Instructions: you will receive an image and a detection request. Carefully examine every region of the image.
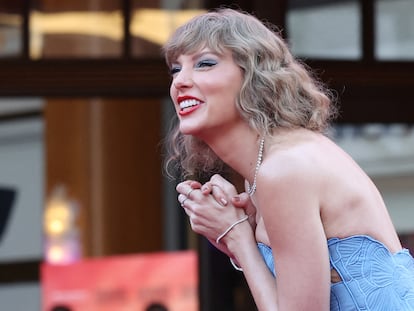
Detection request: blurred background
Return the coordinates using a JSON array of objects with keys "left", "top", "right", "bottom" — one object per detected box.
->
[{"left": 0, "top": 0, "right": 413, "bottom": 310}]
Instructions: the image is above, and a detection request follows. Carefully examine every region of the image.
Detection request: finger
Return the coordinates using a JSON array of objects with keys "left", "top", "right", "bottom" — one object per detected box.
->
[
  {"left": 232, "top": 192, "right": 250, "bottom": 208},
  {"left": 210, "top": 174, "right": 227, "bottom": 184},
  {"left": 232, "top": 193, "right": 256, "bottom": 222},
  {"left": 176, "top": 182, "right": 197, "bottom": 196},
  {"left": 176, "top": 180, "right": 194, "bottom": 188},
  {"left": 200, "top": 181, "right": 213, "bottom": 194},
  {"left": 178, "top": 195, "right": 192, "bottom": 216},
  {"left": 209, "top": 184, "right": 228, "bottom": 206},
  {"left": 178, "top": 194, "right": 187, "bottom": 206},
  {"left": 176, "top": 180, "right": 199, "bottom": 193},
  {"left": 186, "top": 188, "right": 197, "bottom": 198},
  {"left": 210, "top": 174, "right": 237, "bottom": 195},
  {"left": 175, "top": 180, "right": 201, "bottom": 199},
  {"left": 182, "top": 207, "right": 191, "bottom": 217},
  {"left": 190, "top": 180, "right": 202, "bottom": 189}
]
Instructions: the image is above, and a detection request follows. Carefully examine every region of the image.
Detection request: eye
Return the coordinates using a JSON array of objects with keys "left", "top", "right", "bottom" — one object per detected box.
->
[
  {"left": 195, "top": 59, "right": 217, "bottom": 69},
  {"left": 170, "top": 65, "right": 181, "bottom": 76}
]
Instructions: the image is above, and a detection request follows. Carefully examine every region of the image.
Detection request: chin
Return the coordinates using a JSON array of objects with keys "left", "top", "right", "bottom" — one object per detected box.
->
[{"left": 179, "top": 124, "right": 203, "bottom": 137}]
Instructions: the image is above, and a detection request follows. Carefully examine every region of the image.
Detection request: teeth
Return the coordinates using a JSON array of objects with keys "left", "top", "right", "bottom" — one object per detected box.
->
[{"left": 180, "top": 99, "right": 201, "bottom": 109}]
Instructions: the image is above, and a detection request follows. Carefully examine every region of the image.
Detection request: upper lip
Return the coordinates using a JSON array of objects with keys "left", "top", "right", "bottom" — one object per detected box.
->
[
  {"left": 177, "top": 95, "right": 203, "bottom": 104},
  {"left": 177, "top": 95, "right": 204, "bottom": 110}
]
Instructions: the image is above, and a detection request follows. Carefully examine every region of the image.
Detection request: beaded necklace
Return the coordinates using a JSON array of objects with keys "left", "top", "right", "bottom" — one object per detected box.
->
[{"left": 247, "top": 137, "right": 265, "bottom": 196}]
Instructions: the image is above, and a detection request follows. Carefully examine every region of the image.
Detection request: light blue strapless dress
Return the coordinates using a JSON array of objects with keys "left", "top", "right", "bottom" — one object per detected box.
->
[{"left": 257, "top": 235, "right": 414, "bottom": 310}]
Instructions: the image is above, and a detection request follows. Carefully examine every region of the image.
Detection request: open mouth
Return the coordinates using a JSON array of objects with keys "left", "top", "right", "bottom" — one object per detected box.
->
[{"left": 179, "top": 99, "right": 202, "bottom": 112}]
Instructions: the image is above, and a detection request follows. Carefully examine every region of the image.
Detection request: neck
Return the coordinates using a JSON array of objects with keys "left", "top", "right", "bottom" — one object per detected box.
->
[{"left": 201, "top": 127, "right": 263, "bottom": 183}]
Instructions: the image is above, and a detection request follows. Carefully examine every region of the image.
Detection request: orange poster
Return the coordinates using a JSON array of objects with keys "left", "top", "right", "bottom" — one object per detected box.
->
[{"left": 41, "top": 250, "right": 198, "bottom": 311}]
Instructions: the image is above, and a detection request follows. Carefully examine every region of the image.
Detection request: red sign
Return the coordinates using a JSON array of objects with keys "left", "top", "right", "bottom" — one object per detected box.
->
[{"left": 41, "top": 250, "right": 198, "bottom": 311}]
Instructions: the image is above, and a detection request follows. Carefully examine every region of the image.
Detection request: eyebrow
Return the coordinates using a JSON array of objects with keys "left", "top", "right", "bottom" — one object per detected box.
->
[
  {"left": 171, "top": 49, "right": 221, "bottom": 65},
  {"left": 192, "top": 49, "right": 225, "bottom": 62}
]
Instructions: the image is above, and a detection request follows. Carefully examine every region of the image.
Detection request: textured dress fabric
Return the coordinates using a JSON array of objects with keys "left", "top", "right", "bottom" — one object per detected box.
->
[{"left": 257, "top": 235, "right": 414, "bottom": 310}]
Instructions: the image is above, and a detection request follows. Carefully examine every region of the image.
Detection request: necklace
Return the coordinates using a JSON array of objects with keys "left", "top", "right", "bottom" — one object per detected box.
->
[{"left": 247, "top": 137, "right": 265, "bottom": 196}]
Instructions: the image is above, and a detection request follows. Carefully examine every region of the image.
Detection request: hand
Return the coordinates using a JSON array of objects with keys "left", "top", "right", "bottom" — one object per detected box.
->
[
  {"left": 176, "top": 177, "right": 254, "bottom": 258},
  {"left": 201, "top": 174, "right": 257, "bottom": 230}
]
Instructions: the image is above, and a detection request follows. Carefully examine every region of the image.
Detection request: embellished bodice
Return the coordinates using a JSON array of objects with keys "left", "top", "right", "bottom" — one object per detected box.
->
[{"left": 258, "top": 235, "right": 414, "bottom": 310}]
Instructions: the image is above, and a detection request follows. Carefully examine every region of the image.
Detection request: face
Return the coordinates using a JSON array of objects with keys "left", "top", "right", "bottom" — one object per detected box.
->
[{"left": 169, "top": 47, "right": 244, "bottom": 140}]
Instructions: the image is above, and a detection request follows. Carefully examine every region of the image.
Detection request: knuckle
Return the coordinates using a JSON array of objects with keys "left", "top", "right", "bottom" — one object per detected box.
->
[
  {"left": 176, "top": 182, "right": 185, "bottom": 192},
  {"left": 211, "top": 174, "right": 222, "bottom": 182}
]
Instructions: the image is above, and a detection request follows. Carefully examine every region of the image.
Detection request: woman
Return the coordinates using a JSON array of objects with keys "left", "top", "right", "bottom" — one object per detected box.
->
[{"left": 163, "top": 8, "right": 414, "bottom": 310}]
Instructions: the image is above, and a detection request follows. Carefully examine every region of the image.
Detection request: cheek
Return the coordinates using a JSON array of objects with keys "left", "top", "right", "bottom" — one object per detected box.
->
[
  {"left": 169, "top": 87, "right": 181, "bottom": 114},
  {"left": 170, "top": 86, "right": 178, "bottom": 104},
  {"left": 169, "top": 84, "right": 176, "bottom": 99}
]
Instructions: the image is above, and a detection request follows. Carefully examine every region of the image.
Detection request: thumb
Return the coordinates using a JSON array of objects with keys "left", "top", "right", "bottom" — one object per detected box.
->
[{"left": 231, "top": 192, "right": 250, "bottom": 209}]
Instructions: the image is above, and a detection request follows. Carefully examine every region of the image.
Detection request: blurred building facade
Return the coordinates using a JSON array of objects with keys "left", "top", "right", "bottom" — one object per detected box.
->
[{"left": 0, "top": 0, "right": 413, "bottom": 310}]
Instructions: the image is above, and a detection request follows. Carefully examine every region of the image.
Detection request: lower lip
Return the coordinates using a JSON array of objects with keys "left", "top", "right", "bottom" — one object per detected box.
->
[{"left": 179, "top": 104, "right": 201, "bottom": 116}]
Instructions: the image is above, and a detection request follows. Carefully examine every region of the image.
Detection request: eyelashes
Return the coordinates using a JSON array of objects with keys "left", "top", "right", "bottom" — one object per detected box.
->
[
  {"left": 170, "top": 59, "right": 218, "bottom": 76},
  {"left": 170, "top": 66, "right": 181, "bottom": 75},
  {"left": 195, "top": 59, "right": 217, "bottom": 68}
]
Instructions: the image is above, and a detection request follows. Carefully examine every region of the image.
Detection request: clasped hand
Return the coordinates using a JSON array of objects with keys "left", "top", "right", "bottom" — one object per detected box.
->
[{"left": 176, "top": 174, "right": 256, "bottom": 257}]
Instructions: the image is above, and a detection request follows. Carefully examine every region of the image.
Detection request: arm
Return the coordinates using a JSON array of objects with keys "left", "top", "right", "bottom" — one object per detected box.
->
[
  {"left": 191, "top": 173, "right": 329, "bottom": 310},
  {"left": 177, "top": 168, "right": 331, "bottom": 310},
  {"left": 246, "top": 158, "right": 331, "bottom": 310},
  {"left": 176, "top": 176, "right": 279, "bottom": 310}
]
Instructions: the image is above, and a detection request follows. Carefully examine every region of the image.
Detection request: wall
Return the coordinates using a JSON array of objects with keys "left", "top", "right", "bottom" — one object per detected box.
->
[{"left": 0, "top": 99, "right": 44, "bottom": 311}]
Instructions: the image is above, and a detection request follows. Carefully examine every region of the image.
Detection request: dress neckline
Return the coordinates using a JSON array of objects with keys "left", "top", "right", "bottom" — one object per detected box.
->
[{"left": 327, "top": 234, "right": 407, "bottom": 256}]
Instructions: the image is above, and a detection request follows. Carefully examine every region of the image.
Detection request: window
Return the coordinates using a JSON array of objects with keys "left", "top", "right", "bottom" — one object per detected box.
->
[
  {"left": 375, "top": 0, "right": 414, "bottom": 60},
  {"left": 287, "top": 1, "right": 362, "bottom": 59}
]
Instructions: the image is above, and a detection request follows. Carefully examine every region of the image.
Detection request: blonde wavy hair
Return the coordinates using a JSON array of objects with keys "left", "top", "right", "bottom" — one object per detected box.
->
[{"left": 163, "top": 8, "right": 337, "bottom": 179}]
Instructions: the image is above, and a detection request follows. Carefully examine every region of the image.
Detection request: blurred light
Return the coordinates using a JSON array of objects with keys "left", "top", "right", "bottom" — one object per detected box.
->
[
  {"left": 44, "top": 199, "right": 72, "bottom": 236},
  {"left": 27, "top": 9, "right": 205, "bottom": 59},
  {"left": 44, "top": 185, "right": 81, "bottom": 264},
  {"left": 47, "top": 244, "right": 65, "bottom": 263}
]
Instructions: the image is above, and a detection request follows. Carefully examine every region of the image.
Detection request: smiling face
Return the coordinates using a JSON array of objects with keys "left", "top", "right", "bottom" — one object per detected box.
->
[{"left": 169, "top": 48, "right": 244, "bottom": 140}]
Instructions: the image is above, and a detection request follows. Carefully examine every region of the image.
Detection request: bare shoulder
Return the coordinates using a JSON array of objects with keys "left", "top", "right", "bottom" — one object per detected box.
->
[
  {"left": 258, "top": 138, "right": 322, "bottom": 189},
  {"left": 253, "top": 132, "right": 326, "bottom": 235},
  {"left": 257, "top": 130, "right": 346, "bottom": 194},
  {"left": 255, "top": 146, "right": 322, "bottom": 221}
]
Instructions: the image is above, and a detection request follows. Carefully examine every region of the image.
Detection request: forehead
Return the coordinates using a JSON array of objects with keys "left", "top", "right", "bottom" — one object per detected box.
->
[
  {"left": 174, "top": 47, "right": 231, "bottom": 62},
  {"left": 167, "top": 41, "right": 226, "bottom": 64},
  {"left": 164, "top": 19, "right": 229, "bottom": 65}
]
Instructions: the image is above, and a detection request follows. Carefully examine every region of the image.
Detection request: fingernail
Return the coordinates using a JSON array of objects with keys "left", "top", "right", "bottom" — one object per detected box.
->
[
  {"left": 233, "top": 195, "right": 240, "bottom": 202},
  {"left": 220, "top": 197, "right": 228, "bottom": 205}
]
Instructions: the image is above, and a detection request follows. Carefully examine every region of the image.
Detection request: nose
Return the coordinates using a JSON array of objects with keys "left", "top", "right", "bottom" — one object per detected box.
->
[{"left": 173, "top": 69, "right": 193, "bottom": 89}]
